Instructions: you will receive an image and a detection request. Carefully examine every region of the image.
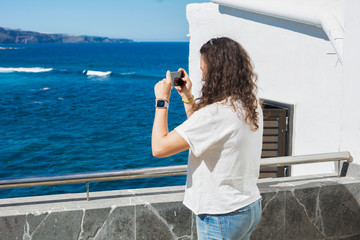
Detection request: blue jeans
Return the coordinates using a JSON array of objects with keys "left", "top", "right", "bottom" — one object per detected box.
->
[{"left": 196, "top": 198, "right": 262, "bottom": 240}]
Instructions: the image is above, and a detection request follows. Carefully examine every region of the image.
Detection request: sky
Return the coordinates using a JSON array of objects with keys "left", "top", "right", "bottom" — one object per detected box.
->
[{"left": 0, "top": 0, "right": 210, "bottom": 42}]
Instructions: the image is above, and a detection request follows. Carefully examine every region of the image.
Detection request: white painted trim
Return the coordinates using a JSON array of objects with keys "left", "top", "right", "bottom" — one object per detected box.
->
[{"left": 211, "top": 0, "right": 344, "bottom": 63}]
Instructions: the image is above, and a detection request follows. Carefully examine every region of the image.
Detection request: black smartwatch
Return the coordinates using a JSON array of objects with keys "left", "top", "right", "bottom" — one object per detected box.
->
[{"left": 155, "top": 99, "right": 169, "bottom": 109}]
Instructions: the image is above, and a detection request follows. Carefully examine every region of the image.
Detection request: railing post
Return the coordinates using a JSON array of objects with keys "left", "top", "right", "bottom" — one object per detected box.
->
[{"left": 86, "top": 182, "right": 90, "bottom": 201}]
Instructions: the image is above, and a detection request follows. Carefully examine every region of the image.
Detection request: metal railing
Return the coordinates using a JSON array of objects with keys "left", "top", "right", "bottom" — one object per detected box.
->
[{"left": 0, "top": 151, "right": 352, "bottom": 200}]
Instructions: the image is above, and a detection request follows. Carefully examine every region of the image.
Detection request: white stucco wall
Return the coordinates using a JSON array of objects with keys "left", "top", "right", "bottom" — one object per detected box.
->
[
  {"left": 342, "top": 0, "right": 360, "bottom": 165},
  {"left": 186, "top": 2, "right": 344, "bottom": 176}
]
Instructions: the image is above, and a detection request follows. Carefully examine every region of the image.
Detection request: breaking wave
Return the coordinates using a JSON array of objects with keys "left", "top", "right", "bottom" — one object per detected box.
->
[
  {"left": 0, "top": 67, "right": 53, "bottom": 73},
  {"left": 83, "top": 70, "right": 112, "bottom": 77},
  {"left": 0, "top": 66, "right": 160, "bottom": 80},
  {"left": 0, "top": 47, "right": 22, "bottom": 50}
]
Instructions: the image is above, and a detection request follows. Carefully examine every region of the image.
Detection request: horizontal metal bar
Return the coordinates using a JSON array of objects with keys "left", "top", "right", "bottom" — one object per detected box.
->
[
  {"left": 261, "top": 151, "right": 351, "bottom": 168},
  {"left": 0, "top": 152, "right": 351, "bottom": 190},
  {"left": 0, "top": 165, "right": 187, "bottom": 189}
]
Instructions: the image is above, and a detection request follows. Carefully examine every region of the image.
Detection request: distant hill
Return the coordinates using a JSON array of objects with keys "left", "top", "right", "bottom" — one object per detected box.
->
[{"left": 0, "top": 27, "right": 133, "bottom": 44}]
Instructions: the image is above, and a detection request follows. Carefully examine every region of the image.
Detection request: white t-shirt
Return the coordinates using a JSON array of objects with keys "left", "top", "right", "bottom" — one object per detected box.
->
[{"left": 175, "top": 100, "right": 263, "bottom": 215}]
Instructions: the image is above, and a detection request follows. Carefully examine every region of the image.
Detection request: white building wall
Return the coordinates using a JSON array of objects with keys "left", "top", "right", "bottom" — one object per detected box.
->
[
  {"left": 342, "top": 0, "right": 360, "bottom": 166},
  {"left": 186, "top": 2, "right": 344, "bottom": 176}
]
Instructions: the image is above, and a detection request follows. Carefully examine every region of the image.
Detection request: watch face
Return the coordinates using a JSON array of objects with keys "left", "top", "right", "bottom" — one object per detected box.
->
[{"left": 157, "top": 100, "right": 166, "bottom": 108}]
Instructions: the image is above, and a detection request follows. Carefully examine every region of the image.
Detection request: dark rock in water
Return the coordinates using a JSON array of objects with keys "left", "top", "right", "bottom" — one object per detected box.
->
[{"left": 0, "top": 26, "right": 133, "bottom": 44}]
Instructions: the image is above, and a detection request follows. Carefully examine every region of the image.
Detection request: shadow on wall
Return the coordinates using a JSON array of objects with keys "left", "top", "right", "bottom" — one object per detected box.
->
[{"left": 218, "top": 5, "right": 329, "bottom": 40}]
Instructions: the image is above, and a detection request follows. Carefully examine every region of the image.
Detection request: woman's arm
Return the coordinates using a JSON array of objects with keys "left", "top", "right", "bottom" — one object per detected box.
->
[{"left": 152, "top": 71, "right": 190, "bottom": 158}]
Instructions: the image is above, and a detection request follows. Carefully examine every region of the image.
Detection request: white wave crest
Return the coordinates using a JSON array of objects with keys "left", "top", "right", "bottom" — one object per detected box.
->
[
  {"left": 0, "top": 67, "right": 53, "bottom": 73},
  {"left": 119, "top": 72, "right": 136, "bottom": 75},
  {"left": 0, "top": 47, "right": 21, "bottom": 50},
  {"left": 83, "top": 70, "right": 111, "bottom": 77}
]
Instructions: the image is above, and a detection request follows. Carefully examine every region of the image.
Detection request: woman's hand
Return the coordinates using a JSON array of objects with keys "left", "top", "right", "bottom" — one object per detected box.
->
[
  {"left": 154, "top": 70, "right": 172, "bottom": 101},
  {"left": 175, "top": 68, "right": 192, "bottom": 99},
  {"left": 152, "top": 70, "right": 190, "bottom": 158}
]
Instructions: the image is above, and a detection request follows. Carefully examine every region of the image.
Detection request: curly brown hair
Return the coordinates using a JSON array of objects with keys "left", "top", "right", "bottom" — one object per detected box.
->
[{"left": 195, "top": 37, "right": 260, "bottom": 131}]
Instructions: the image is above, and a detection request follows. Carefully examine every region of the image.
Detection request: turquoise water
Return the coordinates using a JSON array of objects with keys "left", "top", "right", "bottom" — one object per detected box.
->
[{"left": 0, "top": 43, "right": 189, "bottom": 198}]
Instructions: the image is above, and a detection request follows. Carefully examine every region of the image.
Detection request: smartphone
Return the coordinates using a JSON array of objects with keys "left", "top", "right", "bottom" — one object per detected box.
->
[{"left": 170, "top": 71, "right": 185, "bottom": 86}]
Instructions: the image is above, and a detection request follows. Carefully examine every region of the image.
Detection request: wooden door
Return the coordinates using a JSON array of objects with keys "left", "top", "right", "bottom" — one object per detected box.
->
[{"left": 260, "top": 108, "right": 287, "bottom": 178}]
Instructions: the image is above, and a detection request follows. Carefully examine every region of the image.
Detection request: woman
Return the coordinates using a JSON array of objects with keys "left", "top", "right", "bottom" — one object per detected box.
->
[{"left": 152, "top": 37, "right": 263, "bottom": 240}]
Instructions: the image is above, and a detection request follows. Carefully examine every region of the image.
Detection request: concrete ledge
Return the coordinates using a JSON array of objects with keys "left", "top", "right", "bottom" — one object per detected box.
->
[{"left": 1, "top": 175, "right": 360, "bottom": 239}]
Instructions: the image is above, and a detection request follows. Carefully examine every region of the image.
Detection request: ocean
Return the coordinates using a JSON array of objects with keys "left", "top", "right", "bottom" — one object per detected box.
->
[{"left": 0, "top": 42, "right": 189, "bottom": 198}]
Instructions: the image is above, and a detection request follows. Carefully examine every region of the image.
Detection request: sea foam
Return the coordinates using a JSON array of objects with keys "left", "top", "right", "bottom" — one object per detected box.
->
[
  {"left": 119, "top": 72, "right": 136, "bottom": 75},
  {"left": 83, "top": 70, "right": 111, "bottom": 77},
  {"left": 0, "top": 47, "right": 21, "bottom": 50},
  {"left": 0, "top": 67, "right": 53, "bottom": 73}
]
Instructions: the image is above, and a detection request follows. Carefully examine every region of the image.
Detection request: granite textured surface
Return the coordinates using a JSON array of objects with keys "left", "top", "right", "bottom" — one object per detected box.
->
[
  {"left": 0, "top": 175, "right": 359, "bottom": 240},
  {"left": 253, "top": 175, "right": 360, "bottom": 240}
]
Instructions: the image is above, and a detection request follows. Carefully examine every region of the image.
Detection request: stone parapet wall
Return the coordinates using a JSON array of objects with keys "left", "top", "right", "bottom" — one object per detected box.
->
[
  {"left": 0, "top": 175, "right": 359, "bottom": 239},
  {"left": 254, "top": 174, "right": 360, "bottom": 240},
  {"left": 0, "top": 186, "right": 195, "bottom": 240}
]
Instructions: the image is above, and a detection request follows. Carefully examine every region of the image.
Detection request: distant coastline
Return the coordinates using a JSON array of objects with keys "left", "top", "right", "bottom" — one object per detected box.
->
[{"left": 0, "top": 27, "right": 133, "bottom": 44}]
